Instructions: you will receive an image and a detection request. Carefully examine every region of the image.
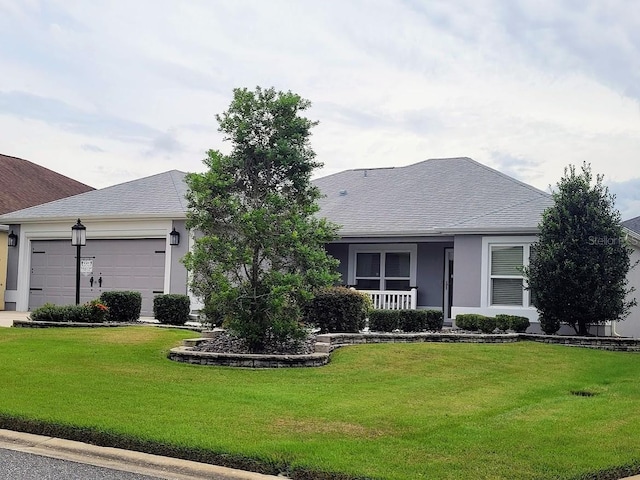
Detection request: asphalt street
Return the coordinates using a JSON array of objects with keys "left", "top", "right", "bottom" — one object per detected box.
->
[{"left": 0, "top": 447, "right": 162, "bottom": 480}]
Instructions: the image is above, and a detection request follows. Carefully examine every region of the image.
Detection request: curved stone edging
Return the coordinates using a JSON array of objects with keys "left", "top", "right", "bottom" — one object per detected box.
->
[{"left": 168, "top": 346, "right": 330, "bottom": 368}]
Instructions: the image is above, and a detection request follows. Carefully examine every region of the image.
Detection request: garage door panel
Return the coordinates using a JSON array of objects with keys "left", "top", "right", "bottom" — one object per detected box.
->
[{"left": 29, "top": 239, "right": 166, "bottom": 316}]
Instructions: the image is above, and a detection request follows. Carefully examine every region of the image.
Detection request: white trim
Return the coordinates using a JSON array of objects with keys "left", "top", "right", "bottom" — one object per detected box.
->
[
  {"left": 163, "top": 229, "right": 173, "bottom": 294},
  {"left": 480, "top": 235, "right": 538, "bottom": 315},
  {"left": 187, "top": 230, "right": 204, "bottom": 312},
  {"left": 347, "top": 243, "right": 418, "bottom": 288}
]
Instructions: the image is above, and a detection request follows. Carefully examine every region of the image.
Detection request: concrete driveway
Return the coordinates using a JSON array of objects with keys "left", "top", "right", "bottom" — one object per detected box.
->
[{"left": 0, "top": 311, "right": 30, "bottom": 327}]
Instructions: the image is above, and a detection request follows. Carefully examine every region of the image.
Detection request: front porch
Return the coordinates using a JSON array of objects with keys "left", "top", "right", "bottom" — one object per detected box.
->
[{"left": 356, "top": 288, "right": 418, "bottom": 310}]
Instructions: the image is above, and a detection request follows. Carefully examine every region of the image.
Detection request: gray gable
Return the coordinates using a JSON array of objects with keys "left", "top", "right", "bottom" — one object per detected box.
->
[
  {"left": 313, "top": 157, "right": 553, "bottom": 236},
  {"left": 0, "top": 170, "right": 188, "bottom": 222},
  {"left": 623, "top": 215, "right": 640, "bottom": 235}
]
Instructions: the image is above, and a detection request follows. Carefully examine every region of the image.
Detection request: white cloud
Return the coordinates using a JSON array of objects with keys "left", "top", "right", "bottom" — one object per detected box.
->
[{"left": 0, "top": 0, "right": 639, "bottom": 217}]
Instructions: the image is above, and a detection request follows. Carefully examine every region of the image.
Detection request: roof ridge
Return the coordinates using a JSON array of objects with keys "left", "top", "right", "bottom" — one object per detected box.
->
[
  {"left": 466, "top": 158, "right": 551, "bottom": 198},
  {"left": 0, "top": 153, "right": 94, "bottom": 190},
  {"left": 443, "top": 196, "right": 550, "bottom": 228}
]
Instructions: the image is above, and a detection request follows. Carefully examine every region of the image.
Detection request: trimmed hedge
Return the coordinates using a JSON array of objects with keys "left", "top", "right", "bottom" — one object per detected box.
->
[
  {"left": 369, "top": 310, "right": 399, "bottom": 332},
  {"left": 154, "top": 294, "right": 191, "bottom": 325},
  {"left": 305, "top": 287, "right": 369, "bottom": 333},
  {"left": 455, "top": 314, "right": 497, "bottom": 333},
  {"left": 100, "top": 291, "right": 142, "bottom": 322},
  {"left": 495, "top": 314, "right": 530, "bottom": 333},
  {"left": 369, "top": 309, "right": 444, "bottom": 332}
]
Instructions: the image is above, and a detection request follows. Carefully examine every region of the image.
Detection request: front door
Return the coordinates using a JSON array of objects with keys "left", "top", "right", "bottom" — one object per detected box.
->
[{"left": 443, "top": 248, "right": 454, "bottom": 319}]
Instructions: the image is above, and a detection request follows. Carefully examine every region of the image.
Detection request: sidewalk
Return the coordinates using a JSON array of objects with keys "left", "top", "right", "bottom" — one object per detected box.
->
[
  {"left": 0, "top": 310, "right": 29, "bottom": 327},
  {"left": 0, "top": 429, "right": 285, "bottom": 480}
]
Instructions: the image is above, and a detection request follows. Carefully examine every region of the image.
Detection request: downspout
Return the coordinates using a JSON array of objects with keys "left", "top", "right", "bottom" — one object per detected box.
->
[{"left": 611, "top": 320, "right": 622, "bottom": 337}]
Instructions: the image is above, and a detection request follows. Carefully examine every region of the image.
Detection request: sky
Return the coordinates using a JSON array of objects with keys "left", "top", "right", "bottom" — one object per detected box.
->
[{"left": 1, "top": 0, "right": 639, "bottom": 219}]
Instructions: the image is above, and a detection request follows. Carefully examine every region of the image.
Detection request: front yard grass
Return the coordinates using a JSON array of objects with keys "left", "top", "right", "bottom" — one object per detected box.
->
[{"left": 0, "top": 327, "right": 639, "bottom": 479}]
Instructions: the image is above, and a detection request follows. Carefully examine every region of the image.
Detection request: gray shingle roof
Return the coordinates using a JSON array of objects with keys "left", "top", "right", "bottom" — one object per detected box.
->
[
  {"left": 313, "top": 157, "right": 553, "bottom": 236},
  {"left": 0, "top": 170, "right": 188, "bottom": 223},
  {"left": 623, "top": 216, "right": 640, "bottom": 235}
]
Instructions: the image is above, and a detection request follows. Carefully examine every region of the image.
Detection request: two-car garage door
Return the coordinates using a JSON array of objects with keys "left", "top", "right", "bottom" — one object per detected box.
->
[{"left": 29, "top": 239, "right": 166, "bottom": 316}]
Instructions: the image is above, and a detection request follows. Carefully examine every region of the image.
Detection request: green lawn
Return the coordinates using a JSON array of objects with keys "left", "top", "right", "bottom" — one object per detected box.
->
[{"left": 0, "top": 327, "right": 639, "bottom": 479}]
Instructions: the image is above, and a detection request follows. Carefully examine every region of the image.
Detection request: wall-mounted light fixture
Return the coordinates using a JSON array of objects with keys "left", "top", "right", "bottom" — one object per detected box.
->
[
  {"left": 71, "top": 219, "right": 86, "bottom": 305},
  {"left": 169, "top": 227, "right": 180, "bottom": 246},
  {"left": 7, "top": 230, "right": 17, "bottom": 247}
]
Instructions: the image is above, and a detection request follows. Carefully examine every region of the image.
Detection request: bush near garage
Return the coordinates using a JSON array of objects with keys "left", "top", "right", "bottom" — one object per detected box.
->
[
  {"left": 30, "top": 301, "right": 108, "bottom": 323},
  {"left": 154, "top": 294, "right": 191, "bottom": 325},
  {"left": 304, "top": 287, "right": 370, "bottom": 333},
  {"left": 100, "top": 291, "right": 142, "bottom": 322}
]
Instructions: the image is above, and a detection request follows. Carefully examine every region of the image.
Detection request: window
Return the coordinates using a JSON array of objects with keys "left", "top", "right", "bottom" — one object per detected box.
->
[
  {"left": 350, "top": 245, "right": 416, "bottom": 291},
  {"left": 489, "top": 243, "right": 534, "bottom": 307}
]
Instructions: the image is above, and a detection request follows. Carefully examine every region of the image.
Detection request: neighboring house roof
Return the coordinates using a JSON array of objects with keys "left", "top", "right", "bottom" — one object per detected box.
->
[
  {"left": 623, "top": 216, "right": 640, "bottom": 235},
  {"left": 313, "top": 157, "right": 553, "bottom": 237},
  {"left": 0, "top": 153, "right": 94, "bottom": 215},
  {"left": 623, "top": 215, "right": 640, "bottom": 244},
  {"left": 0, "top": 170, "right": 188, "bottom": 223}
]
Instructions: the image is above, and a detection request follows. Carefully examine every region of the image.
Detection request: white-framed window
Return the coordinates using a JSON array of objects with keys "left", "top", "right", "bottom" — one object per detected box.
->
[
  {"left": 349, "top": 244, "right": 417, "bottom": 290},
  {"left": 481, "top": 237, "right": 536, "bottom": 309}
]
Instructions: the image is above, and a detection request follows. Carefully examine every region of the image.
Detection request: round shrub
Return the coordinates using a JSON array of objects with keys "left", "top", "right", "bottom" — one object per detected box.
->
[
  {"left": 495, "top": 314, "right": 511, "bottom": 332},
  {"left": 100, "top": 291, "right": 142, "bottom": 322},
  {"left": 154, "top": 294, "right": 191, "bottom": 325},
  {"left": 509, "top": 315, "right": 530, "bottom": 333},
  {"left": 476, "top": 315, "right": 497, "bottom": 333}
]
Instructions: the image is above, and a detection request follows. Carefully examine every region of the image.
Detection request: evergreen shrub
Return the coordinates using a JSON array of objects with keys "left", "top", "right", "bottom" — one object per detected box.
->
[
  {"left": 305, "top": 287, "right": 369, "bottom": 333},
  {"left": 154, "top": 294, "right": 191, "bottom": 325},
  {"left": 100, "top": 291, "right": 142, "bottom": 322}
]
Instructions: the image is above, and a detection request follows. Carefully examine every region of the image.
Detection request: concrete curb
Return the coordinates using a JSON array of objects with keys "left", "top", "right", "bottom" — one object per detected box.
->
[{"left": 0, "top": 429, "right": 287, "bottom": 480}]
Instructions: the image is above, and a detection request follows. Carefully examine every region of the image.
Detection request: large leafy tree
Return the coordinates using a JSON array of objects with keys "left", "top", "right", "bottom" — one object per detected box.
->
[
  {"left": 525, "top": 163, "right": 636, "bottom": 335},
  {"left": 184, "top": 87, "right": 340, "bottom": 352}
]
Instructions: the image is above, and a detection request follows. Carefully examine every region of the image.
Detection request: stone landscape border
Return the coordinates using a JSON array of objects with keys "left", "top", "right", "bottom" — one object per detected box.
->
[{"left": 168, "top": 330, "right": 640, "bottom": 368}]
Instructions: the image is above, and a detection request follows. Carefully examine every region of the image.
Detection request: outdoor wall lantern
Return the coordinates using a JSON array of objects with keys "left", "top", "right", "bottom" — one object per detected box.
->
[
  {"left": 169, "top": 227, "right": 180, "bottom": 246},
  {"left": 7, "top": 230, "right": 17, "bottom": 247},
  {"left": 71, "top": 219, "right": 86, "bottom": 305}
]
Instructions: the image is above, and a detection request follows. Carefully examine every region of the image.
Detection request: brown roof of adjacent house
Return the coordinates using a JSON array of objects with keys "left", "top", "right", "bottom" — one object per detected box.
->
[{"left": 0, "top": 153, "right": 94, "bottom": 215}]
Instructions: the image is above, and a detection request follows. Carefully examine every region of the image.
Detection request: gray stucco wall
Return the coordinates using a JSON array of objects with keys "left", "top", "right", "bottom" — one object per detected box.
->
[
  {"left": 416, "top": 242, "right": 453, "bottom": 307},
  {"left": 6, "top": 224, "right": 19, "bottom": 290},
  {"left": 169, "top": 220, "right": 189, "bottom": 294},
  {"left": 452, "top": 235, "right": 482, "bottom": 308},
  {"left": 325, "top": 243, "right": 349, "bottom": 284}
]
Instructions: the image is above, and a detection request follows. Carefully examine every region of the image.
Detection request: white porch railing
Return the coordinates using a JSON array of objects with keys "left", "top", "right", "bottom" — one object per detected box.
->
[{"left": 356, "top": 288, "right": 418, "bottom": 310}]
